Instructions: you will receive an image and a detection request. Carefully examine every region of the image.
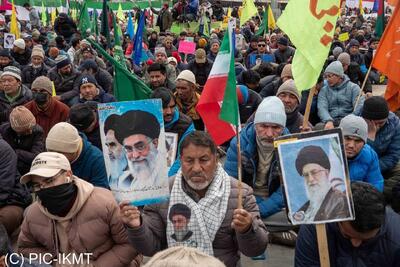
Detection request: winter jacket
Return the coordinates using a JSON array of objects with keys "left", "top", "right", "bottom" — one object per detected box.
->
[
  {"left": 152, "top": 7, "right": 173, "bottom": 32},
  {"left": 18, "top": 177, "right": 141, "bottom": 267},
  {"left": 126, "top": 176, "right": 269, "bottom": 267},
  {"left": 72, "top": 133, "right": 109, "bottom": 189},
  {"left": 24, "top": 97, "right": 70, "bottom": 137},
  {"left": 94, "top": 68, "right": 114, "bottom": 94},
  {"left": 0, "top": 139, "right": 32, "bottom": 209},
  {"left": 367, "top": 112, "right": 400, "bottom": 173},
  {"left": 0, "top": 85, "right": 32, "bottom": 124},
  {"left": 0, "top": 60, "right": 21, "bottom": 71},
  {"left": 295, "top": 208, "right": 400, "bottom": 267},
  {"left": 273, "top": 46, "right": 295, "bottom": 64},
  {"left": 348, "top": 144, "right": 384, "bottom": 192},
  {"left": 349, "top": 52, "right": 367, "bottom": 73},
  {"left": 239, "top": 89, "right": 262, "bottom": 123},
  {"left": 346, "top": 62, "right": 372, "bottom": 93},
  {"left": 74, "top": 88, "right": 116, "bottom": 104},
  {"left": 11, "top": 49, "right": 32, "bottom": 67},
  {"left": 224, "top": 122, "right": 289, "bottom": 218},
  {"left": 0, "top": 123, "right": 45, "bottom": 175},
  {"left": 47, "top": 66, "right": 81, "bottom": 104},
  {"left": 299, "top": 89, "right": 320, "bottom": 126},
  {"left": 259, "top": 78, "right": 283, "bottom": 98},
  {"left": 286, "top": 108, "right": 312, "bottom": 133},
  {"left": 317, "top": 76, "right": 363, "bottom": 123},
  {"left": 22, "top": 63, "right": 50, "bottom": 88},
  {"left": 53, "top": 17, "right": 77, "bottom": 39},
  {"left": 185, "top": 59, "right": 213, "bottom": 87}
]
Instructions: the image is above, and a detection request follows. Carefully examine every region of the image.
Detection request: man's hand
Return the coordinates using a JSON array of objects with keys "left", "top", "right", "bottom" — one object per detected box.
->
[
  {"left": 324, "top": 121, "right": 334, "bottom": 130},
  {"left": 300, "top": 125, "right": 312, "bottom": 133},
  {"left": 119, "top": 201, "right": 141, "bottom": 229},
  {"left": 366, "top": 119, "right": 377, "bottom": 141},
  {"left": 231, "top": 209, "right": 252, "bottom": 233}
]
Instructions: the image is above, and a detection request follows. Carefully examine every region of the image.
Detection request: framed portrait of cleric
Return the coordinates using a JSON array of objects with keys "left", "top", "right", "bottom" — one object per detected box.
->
[
  {"left": 165, "top": 132, "right": 178, "bottom": 168},
  {"left": 4, "top": 33, "right": 15, "bottom": 49},
  {"left": 98, "top": 99, "right": 169, "bottom": 206},
  {"left": 276, "top": 129, "right": 354, "bottom": 225}
]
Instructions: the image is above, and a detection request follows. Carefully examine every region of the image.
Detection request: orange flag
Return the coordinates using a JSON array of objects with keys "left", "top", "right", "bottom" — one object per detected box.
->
[
  {"left": 387, "top": 0, "right": 398, "bottom": 6},
  {"left": 372, "top": 0, "right": 400, "bottom": 111}
]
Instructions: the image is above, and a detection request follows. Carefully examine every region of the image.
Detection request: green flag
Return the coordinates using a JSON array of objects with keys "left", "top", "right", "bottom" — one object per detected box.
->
[
  {"left": 78, "top": 2, "right": 91, "bottom": 37},
  {"left": 277, "top": 0, "right": 340, "bottom": 91},
  {"left": 375, "top": 0, "right": 384, "bottom": 37},
  {"left": 255, "top": 7, "right": 267, "bottom": 36},
  {"left": 91, "top": 10, "right": 99, "bottom": 38},
  {"left": 41, "top": 2, "right": 47, "bottom": 26},
  {"left": 101, "top": 0, "right": 112, "bottom": 48},
  {"left": 86, "top": 39, "right": 152, "bottom": 101},
  {"left": 112, "top": 11, "right": 126, "bottom": 69}
]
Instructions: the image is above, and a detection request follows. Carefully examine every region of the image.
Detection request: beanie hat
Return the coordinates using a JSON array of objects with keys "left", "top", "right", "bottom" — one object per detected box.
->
[
  {"left": 210, "top": 39, "right": 220, "bottom": 46},
  {"left": 339, "top": 114, "right": 368, "bottom": 143},
  {"left": 295, "top": 145, "right": 330, "bottom": 175},
  {"left": 79, "top": 59, "right": 98, "bottom": 72},
  {"left": 236, "top": 85, "right": 249, "bottom": 105},
  {"left": 280, "top": 64, "right": 292, "bottom": 79},
  {"left": 361, "top": 96, "right": 389, "bottom": 120},
  {"left": 155, "top": 47, "right": 167, "bottom": 57},
  {"left": 1, "top": 66, "right": 21, "bottom": 81},
  {"left": 31, "top": 46, "right": 45, "bottom": 59},
  {"left": 254, "top": 96, "right": 287, "bottom": 127},
  {"left": 167, "top": 56, "right": 177, "bottom": 65},
  {"left": 79, "top": 74, "right": 98, "bottom": 88},
  {"left": 198, "top": 38, "right": 207, "bottom": 48},
  {"left": 176, "top": 70, "right": 196, "bottom": 85},
  {"left": 13, "top": 38, "right": 26, "bottom": 50},
  {"left": 337, "top": 52, "right": 351, "bottom": 66},
  {"left": 9, "top": 106, "right": 36, "bottom": 132},
  {"left": 195, "top": 48, "right": 206, "bottom": 64},
  {"left": 332, "top": 46, "right": 343, "bottom": 58},
  {"left": 348, "top": 39, "right": 360, "bottom": 47},
  {"left": 0, "top": 49, "right": 12, "bottom": 59},
  {"left": 32, "top": 29, "right": 40, "bottom": 40},
  {"left": 278, "top": 37, "right": 289, "bottom": 46},
  {"left": 324, "top": 61, "right": 344, "bottom": 78},
  {"left": 276, "top": 79, "right": 301, "bottom": 104},
  {"left": 55, "top": 55, "right": 71, "bottom": 69},
  {"left": 31, "top": 76, "right": 53, "bottom": 95},
  {"left": 143, "top": 246, "right": 225, "bottom": 267},
  {"left": 69, "top": 103, "right": 96, "bottom": 131},
  {"left": 46, "top": 122, "right": 81, "bottom": 153}
]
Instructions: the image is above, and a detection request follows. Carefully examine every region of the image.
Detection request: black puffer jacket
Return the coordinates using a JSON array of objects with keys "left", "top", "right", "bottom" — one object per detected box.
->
[
  {"left": 22, "top": 63, "right": 50, "bottom": 88},
  {"left": 47, "top": 66, "right": 80, "bottom": 104},
  {"left": 11, "top": 49, "right": 32, "bottom": 67},
  {"left": 186, "top": 59, "right": 213, "bottom": 87}
]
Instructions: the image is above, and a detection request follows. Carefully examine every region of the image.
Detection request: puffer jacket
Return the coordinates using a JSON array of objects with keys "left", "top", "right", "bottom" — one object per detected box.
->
[
  {"left": 224, "top": 122, "right": 289, "bottom": 218},
  {"left": 22, "top": 63, "right": 50, "bottom": 88},
  {"left": 348, "top": 144, "right": 384, "bottom": 192},
  {"left": 18, "top": 178, "right": 141, "bottom": 267},
  {"left": 11, "top": 49, "right": 32, "bottom": 67},
  {"left": 47, "top": 67, "right": 80, "bottom": 104},
  {"left": 367, "top": 112, "right": 400, "bottom": 173},
  {"left": 295, "top": 208, "right": 400, "bottom": 267},
  {"left": 185, "top": 59, "right": 213, "bottom": 87},
  {"left": 126, "top": 176, "right": 269, "bottom": 267},
  {"left": 74, "top": 88, "right": 116, "bottom": 105},
  {"left": 317, "top": 76, "right": 363, "bottom": 123},
  {"left": 0, "top": 85, "right": 32, "bottom": 124}
]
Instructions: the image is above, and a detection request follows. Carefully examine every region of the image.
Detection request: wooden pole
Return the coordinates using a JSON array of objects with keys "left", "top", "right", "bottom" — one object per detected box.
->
[
  {"left": 353, "top": 64, "right": 373, "bottom": 111},
  {"left": 302, "top": 85, "right": 317, "bottom": 129},
  {"left": 236, "top": 125, "right": 243, "bottom": 209},
  {"left": 316, "top": 224, "right": 331, "bottom": 267}
]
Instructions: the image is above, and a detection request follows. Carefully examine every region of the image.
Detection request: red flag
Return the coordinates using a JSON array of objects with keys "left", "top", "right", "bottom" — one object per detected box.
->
[{"left": 372, "top": 0, "right": 400, "bottom": 111}]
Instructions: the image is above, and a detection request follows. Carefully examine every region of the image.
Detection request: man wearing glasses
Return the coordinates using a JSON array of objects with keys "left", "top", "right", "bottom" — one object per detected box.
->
[
  {"left": 245, "top": 37, "right": 275, "bottom": 69},
  {"left": 114, "top": 110, "right": 163, "bottom": 190},
  {"left": 294, "top": 145, "right": 350, "bottom": 222}
]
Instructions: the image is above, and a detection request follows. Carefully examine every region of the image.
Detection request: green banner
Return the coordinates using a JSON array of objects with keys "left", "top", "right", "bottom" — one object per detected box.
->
[{"left": 15, "top": 0, "right": 162, "bottom": 10}]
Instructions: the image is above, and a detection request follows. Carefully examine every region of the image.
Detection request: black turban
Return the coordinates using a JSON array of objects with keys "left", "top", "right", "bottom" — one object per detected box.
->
[
  {"left": 295, "top": 145, "right": 330, "bottom": 176},
  {"left": 169, "top": 203, "right": 191, "bottom": 221}
]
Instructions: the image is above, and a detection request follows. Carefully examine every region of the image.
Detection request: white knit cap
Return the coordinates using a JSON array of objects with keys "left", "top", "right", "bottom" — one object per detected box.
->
[
  {"left": 176, "top": 70, "right": 196, "bottom": 85},
  {"left": 13, "top": 38, "right": 26, "bottom": 50},
  {"left": 46, "top": 122, "right": 81, "bottom": 153},
  {"left": 254, "top": 96, "right": 287, "bottom": 127}
]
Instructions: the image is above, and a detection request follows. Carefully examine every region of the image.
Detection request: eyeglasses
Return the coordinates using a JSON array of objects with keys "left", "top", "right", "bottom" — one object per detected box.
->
[
  {"left": 124, "top": 139, "right": 153, "bottom": 153},
  {"left": 302, "top": 169, "right": 326, "bottom": 179},
  {"left": 30, "top": 171, "right": 65, "bottom": 192},
  {"left": 258, "top": 44, "right": 266, "bottom": 47}
]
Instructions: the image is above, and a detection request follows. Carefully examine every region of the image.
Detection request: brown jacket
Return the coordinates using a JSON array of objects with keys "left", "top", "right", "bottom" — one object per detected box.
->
[
  {"left": 126, "top": 177, "right": 269, "bottom": 267},
  {"left": 17, "top": 177, "right": 142, "bottom": 267}
]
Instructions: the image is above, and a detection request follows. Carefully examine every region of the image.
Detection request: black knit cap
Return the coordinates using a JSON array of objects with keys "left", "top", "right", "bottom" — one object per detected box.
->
[
  {"left": 169, "top": 203, "right": 191, "bottom": 221},
  {"left": 361, "top": 96, "right": 389, "bottom": 120},
  {"left": 0, "top": 49, "right": 11, "bottom": 59},
  {"left": 295, "top": 145, "right": 330, "bottom": 176},
  {"left": 114, "top": 110, "right": 160, "bottom": 144},
  {"left": 69, "top": 103, "right": 95, "bottom": 131}
]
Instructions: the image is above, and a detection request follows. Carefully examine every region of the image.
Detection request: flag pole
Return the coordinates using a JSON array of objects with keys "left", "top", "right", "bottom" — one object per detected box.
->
[
  {"left": 236, "top": 125, "right": 243, "bottom": 209},
  {"left": 302, "top": 85, "right": 316, "bottom": 128},
  {"left": 353, "top": 64, "right": 373, "bottom": 111}
]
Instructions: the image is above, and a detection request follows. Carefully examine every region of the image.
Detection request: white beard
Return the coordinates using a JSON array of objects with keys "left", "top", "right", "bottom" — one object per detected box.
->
[
  {"left": 127, "top": 144, "right": 158, "bottom": 183},
  {"left": 109, "top": 155, "right": 127, "bottom": 181},
  {"left": 174, "top": 226, "right": 189, "bottom": 242},
  {"left": 305, "top": 178, "right": 331, "bottom": 219}
]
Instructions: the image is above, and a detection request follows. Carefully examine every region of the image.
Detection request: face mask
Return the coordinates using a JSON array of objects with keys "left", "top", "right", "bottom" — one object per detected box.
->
[
  {"left": 33, "top": 92, "right": 48, "bottom": 105},
  {"left": 36, "top": 182, "right": 77, "bottom": 217}
]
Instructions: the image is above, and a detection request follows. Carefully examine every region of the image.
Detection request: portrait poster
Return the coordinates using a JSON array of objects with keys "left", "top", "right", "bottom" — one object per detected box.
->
[
  {"left": 165, "top": 132, "right": 178, "bottom": 168},
  {"left": 275, "top": 129, "right": 354, "bottom": 225},
  {"left": 4, "top": 33, "right": 15, "bottom": 49},
  {"left": 98, "top": 99, "right": 169, "bottom": 206}
]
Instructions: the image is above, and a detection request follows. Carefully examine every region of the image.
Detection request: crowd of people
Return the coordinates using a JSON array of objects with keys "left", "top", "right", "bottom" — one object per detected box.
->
[{"left": 0, "top": 1, "right": 400, "bottom": 267}]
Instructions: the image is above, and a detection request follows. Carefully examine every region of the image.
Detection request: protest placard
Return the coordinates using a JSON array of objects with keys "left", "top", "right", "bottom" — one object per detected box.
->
[
  {"left": 4, "top": 33, "right": 15, "bottom": 49},
  {"left": 338, "top": 32, "right": 350, "bottom": 42},
  {"left": 98, "top": 99, "right": 169, "bottom": 206},
  {"left": 178, "top": 40, "right": 196, "bottom": 54},
  {"left": 165, "top": 132, "right": 178, "bottom": 168}
]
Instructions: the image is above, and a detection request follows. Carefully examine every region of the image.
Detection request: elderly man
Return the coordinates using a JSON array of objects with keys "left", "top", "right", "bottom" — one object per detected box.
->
[
  {"left": 295, "top": 182, "right": 400, "bottom": 266},
  {"left": 147, "top": 63, "right": 176, "bottom": 91},
  {"left": 273, "top": 37, "right": 295, "bottom": 64},
  {"left": 294, "top": 145, "right": 350, "bottom": 222},
  {"left": 318, "top": 61, "right": 363, "bottom": 129},
  {"left": 339, "top": 114, "right": 383, "bottom": 191},
  {"left": 276, "top": 79, "right": 311, "bottom": 133},
  {"left": 120, "top": 131, "right": 269, "bottom": 266},
  {"left": 361, "top": 96, "right": 400, "bottom": 204},
  {"left": 174, "top": 70, "right": 203, "bottom": 130},
  {"left": 11, "top": 38, "right": 31, "bottom": 67},
  {"left": 72, "top": 74, "right": 115, "bottom": 104},
  {"left": 21, "top": 46, "right": 50, "bottom": 88},
  {"left": 46, "top": 122, "right": 109, "bottom": 189},
  {"left": 207, "top": 39, "right": 220, "bottom": 62},
  {"left": 114, "top": 110, "right": 163, "bottom": 189},
  {"left": 18, "top": 152, "right": 142, "bottom": 267},
  {"left": 0, "top": 66, "right": 32, "bottom": 124},
  {"left": 25, "top": 76, "right": 70, "bottom": 137},
  {"left": 154, "top": 47, "right": 176, "bottom": 85}
]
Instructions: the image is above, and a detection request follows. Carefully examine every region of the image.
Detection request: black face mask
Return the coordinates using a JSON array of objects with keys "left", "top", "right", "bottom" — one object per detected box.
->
[
  {"left": 32, "top": 92, "right": 48, "bottom": 105},
  {"left": 36, "top": 183, "right": 77, "bottom": 217}
]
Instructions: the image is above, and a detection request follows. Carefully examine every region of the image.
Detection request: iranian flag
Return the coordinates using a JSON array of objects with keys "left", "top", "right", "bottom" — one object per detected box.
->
[{"left": 196, "top": 20, "right": 239, "bottom": 145}]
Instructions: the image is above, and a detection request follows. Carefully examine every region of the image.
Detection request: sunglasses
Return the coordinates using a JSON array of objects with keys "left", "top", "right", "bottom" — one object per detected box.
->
[{"left": 258, "top": 44, "right": 266, "bottom": 47}]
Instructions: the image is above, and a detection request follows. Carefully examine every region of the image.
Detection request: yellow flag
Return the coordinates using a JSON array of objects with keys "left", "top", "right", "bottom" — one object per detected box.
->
[
  {"left": 240, "top": 0, "right": 258, "bottom": 26},
  {"left": 227, "top": 7, "right": 232, "bottom": 18},
  {"left": 359, "top": 0, "right": 364, "bottom": 15},
  {"left": 52, "top": 81, "right": 56, "bottom": 96},
  {"left": 267, "top": 4, "right": 276, "bottom": 29},
  {"left": 10, "top": 0, "right": 20, "bottom": 39},
  {"left": 277, "top": 0, "right": 340, "bottom": 91},
  {"left": 117, "top": 3, "right": 125, "bottom": 22},
  {"left": 51, "top": 8, "right": 57, "bottom": 26}
]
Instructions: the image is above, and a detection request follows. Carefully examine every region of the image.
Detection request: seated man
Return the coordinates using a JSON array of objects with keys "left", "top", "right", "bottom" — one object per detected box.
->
[
  {"left": 46, "top": 122, "right": 109, "bottom": 189},
  {"left": 79, "top": 59, "right": 113, "bottom": 93},
  {"left": 72, "top": 74, "right": 115, "bottom": 104},
  {"left": 361, "top": 96, "right": 400, "bottom": 204},
  {"left": 121, "top": 131, "right": 268, "bottom": 266},
  {"left": 146, "top": 63, "right": 175, "bottom": 91},
  {"left": 339, "top": 114, "right": 384, "bottom": 191},
  {"left": 18, "top": 152, "right": 142, "bottom": 267},
  {"left": 295, "top": 182, "right": 400, "bottom": 266}
]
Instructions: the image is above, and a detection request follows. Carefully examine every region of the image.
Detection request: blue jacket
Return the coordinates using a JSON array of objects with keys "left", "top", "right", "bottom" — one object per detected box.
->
[
  {"left": 295, "top": 208, "right": 400, "bottom": 267},
  {"left": 224, "top": 122, "right": 289, "bottom": 218},
  {"left": 72, "top": 134, "right": 109, "bottom": 189},
  {"left": 317, "top": 76, "right": 364, "bottom": 123},
  {"left": 348, "top": 144, "right": 384, "bottom": 192},
  {"left": 367, "top": 112, "right": 400, "bottom": 173}
]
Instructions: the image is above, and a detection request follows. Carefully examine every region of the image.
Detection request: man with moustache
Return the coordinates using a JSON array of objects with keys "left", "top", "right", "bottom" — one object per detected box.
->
[
  {"left": 114, "top": 110, "right": 163, "bottom": 189},
  {"left": 169, "top": 203, "right": 193, "bottom": 242},
  {"left": 294, "top": 145, "right": 350, "bottom": 222}
]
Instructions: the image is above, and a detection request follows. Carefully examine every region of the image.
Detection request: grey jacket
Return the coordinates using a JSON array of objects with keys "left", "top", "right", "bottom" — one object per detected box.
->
[{"left": 126, "top": 177, "right": 269, "bottom": 267}]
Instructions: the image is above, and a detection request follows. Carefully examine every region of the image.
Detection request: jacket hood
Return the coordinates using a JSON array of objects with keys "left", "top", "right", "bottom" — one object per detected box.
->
[{"left": 327, "top": 75, "right": 351, "bottom": 90}]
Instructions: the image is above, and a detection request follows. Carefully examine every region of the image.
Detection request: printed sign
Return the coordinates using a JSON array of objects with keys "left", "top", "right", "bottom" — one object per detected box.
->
[
  {"left": 338, "top": 32, "right": 350, "bottom": 42},
  {"left": 178, "top": 40, "right": 196, "bottom": 54},
  {"left": 4, "top": 33, "right": 15, "bottom": 49}
]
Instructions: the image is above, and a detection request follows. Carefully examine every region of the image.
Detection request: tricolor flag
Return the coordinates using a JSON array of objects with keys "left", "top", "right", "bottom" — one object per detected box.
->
[{"left": 196, "top": 19, "right": 239, "bottom": 145}]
